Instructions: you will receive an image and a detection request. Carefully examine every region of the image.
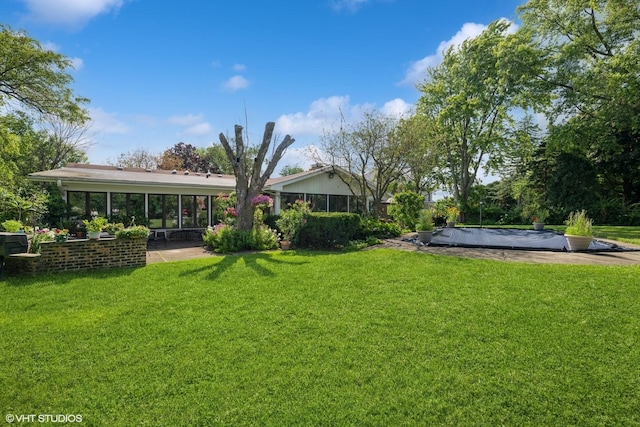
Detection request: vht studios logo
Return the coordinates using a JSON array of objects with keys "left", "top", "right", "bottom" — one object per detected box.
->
[{"left": 6, "top": 414, "right": 83, "bottom": 423}]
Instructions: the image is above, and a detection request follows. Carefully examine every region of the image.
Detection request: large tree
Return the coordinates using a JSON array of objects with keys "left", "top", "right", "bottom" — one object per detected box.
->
[
  {"left": 199, "top": 143, "right": 247, "bottom": 175},
  {"left": 158, "top": 142, "right": 210, "bottom": 172},
  {"left": 417, "top": 20, "right": 542, "bottom": 216},
  {"left": 318, "top": 110, "right": 405, "bottom": 217},
  {"left": 518, "top": 0, "right": 640, "bottom": 208},
  {"left": 394, "top": 114, "right": 440, "bottom": 195},
  {"left": 0, "top": 112, "right": 87, "bottom": 186},
  {"left": 219, "top": 122, "right": 295, "bottom": 231},
  {"left": 0, "top": 24, "right": 88, "bottom": 122},
  {"left": 0, "top": 112, "right": 87, "bottom": 224}
]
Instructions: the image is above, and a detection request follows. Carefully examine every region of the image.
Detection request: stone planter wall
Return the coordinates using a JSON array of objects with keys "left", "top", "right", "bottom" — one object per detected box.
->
[{"left": 5, "top": 238, "right": 147, "bottom": 276}]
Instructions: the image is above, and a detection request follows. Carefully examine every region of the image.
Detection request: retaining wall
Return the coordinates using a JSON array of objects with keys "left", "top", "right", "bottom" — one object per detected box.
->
[{"left": 4, "top": 238, "right": 147, "bottom": 276}]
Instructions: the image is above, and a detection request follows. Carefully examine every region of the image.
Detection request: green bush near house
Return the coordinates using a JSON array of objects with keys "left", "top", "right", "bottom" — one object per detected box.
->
[
  {"left": 296, "top": 212, "right": 362, "bottom": 248},
  {"left": 358, "top": 217, "right": 403, "bottom": 239},
  {"left": 388, "top": 191, "right": 425, "bottom": 230},
  {"left": 203, "top": 222, "right": 279, "bottom": 253}
]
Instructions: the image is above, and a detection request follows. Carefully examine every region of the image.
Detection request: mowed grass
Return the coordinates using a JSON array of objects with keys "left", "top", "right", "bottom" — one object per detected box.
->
[{"left": 2, "top": 250, "right": 640, "bottom": 426}]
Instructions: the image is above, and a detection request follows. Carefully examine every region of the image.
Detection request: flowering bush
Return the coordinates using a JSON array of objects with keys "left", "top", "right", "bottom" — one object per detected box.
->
[
  {"left": 52, "top": 228, "right": 70, "bottom": 242},
  {"left": 203, "top": 219, "right": 280, "bottom": 253},
  {"left": 445, "top": 206, "right": 460, "bottom": 222},
  {"left": 276, "top": 200, "right": 311, "bottom": 242},
  {"left": 223, "top": 207, "right": 238, "bottom": 224},
  {"left": 203, "top": 223, "right": 248, "bottom": 253},
  {"left": 29, "top": 228, "right": 68, "bottom": 253},
  {"left": 251, "top": 194, "right": 273, "bottom": 208},
  {"left": 214, "top": 192, "right": 237, "bottom": 224},
  {"left": 251, "top": 224, "right": 280, "bottom": 251}
]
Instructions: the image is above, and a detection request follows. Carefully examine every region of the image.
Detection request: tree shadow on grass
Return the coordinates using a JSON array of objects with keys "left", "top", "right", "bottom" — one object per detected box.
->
[{"left": 178, "top": 251, "right": 313, "bottom": 281}]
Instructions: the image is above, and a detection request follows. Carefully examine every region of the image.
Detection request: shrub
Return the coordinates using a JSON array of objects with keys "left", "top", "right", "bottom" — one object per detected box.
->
[
  {"left": 358, "top": 218, "right": 402, "bottom": 239},
  {"left": 251, "top": 224, "right": 280, "bottom": 251},
  {"left": 388, "top": 191, "right": 425, "bottom": 230},
  {"left": 203, "top": 224, "right": 254, "bottom": 253},
  {"left": 296, "top": 213, "right": 362, "bottom": 248},
  {"left": 1, "top": 219, "right": 23, "bottom": 233},
  {"left": 276, "top": 200, "right": 311, "bottom": 243}
]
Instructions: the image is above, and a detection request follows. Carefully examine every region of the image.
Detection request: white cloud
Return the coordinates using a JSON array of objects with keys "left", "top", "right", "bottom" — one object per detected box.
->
[
  {"left": 400, "top": 19, "right": 517, "bottom": 87},
  {"left": 275, "top": 146, "right": 317, "bottom": 175},
  {"left": 401, "top": 22, "right": 487, "bottom": 87},
  {"left": 232, "top": 64, "right": 246, "bottom": 72},
  {"left": 167, "top": 114, "right": 213, "bottom": 137},
  {"left": 21, "top": 0, "right": 125, "bottom": 28},
  {"left": 223, "top": 75, "right": 249, "bottom": 91},
  {"left": 276, "top": 95, "right": 412, "bottom": 137},
  {"left": 69, "top": 57, "right": 84, "bottom": 70},
  {"left": 276, "top": 96, "right": 352, "bottom": 136},
  {"left": 183, "top": 122, "right": 213, "bottom": 137},
  {"left": 89, "top": 107, "right": 129, "bottom": 134},
  {"left": 380, "top": 98, "right": 413, "bottom": 118},
  {"left": 167, "top": 114, "right": 205, "bottom": 126}
]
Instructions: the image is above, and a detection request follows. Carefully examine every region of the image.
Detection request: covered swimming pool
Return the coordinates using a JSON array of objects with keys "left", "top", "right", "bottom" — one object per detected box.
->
[{"left": 415, "top": 227, "right": 632, "bottom": 252}]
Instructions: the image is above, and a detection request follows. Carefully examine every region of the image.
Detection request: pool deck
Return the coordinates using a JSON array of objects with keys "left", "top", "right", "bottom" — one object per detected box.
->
[{"left": 146, "top": 235, "right": 640, "bottom": 266}]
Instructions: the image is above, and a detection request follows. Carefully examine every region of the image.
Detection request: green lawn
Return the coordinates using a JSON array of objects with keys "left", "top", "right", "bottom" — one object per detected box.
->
[{"left": 2, "top": 250, "right": 640, "bottom": 425}]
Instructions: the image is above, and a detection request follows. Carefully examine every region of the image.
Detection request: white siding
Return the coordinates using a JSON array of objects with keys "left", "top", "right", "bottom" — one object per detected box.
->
[{"left": 281, "top": 173, "right": 352, "bottom": 195}]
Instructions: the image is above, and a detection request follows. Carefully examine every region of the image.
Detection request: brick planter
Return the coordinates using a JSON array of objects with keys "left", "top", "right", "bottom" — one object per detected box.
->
[{"left": 5, "top": 238, "right": 147, "bottom": 276}]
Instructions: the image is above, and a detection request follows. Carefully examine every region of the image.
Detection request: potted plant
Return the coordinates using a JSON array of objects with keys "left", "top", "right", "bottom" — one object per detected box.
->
[
  {"left": 445, "top": 206, "right": 459, "bottom": 228},
  {"left": 1, "top": 219, "right": 23, "bottom": 233},
  {"left": 115, "top": 225, "right": 150, "bottom": 239},
  {"left": 83, "top": 216, "right": 108, "bottom": 240},
  {"left": 103, "top": 222, "right": 125, "bottom": 235},
  {"left": 564, "top": 210, "right": 593, "bottom": 251},
  {"left": 53, "top": 228, "right": 70, "bottom": 243},
  {"left": 415, "top": 209, "right": 434, "bottom": 243},
  {"left": 532, "top": 209, "right": 549, "bottom": 231}
]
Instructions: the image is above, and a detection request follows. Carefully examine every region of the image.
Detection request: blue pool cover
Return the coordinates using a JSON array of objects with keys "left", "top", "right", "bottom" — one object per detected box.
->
[{"left": 421, "top": 227, "right": 630, "bottom": 252}]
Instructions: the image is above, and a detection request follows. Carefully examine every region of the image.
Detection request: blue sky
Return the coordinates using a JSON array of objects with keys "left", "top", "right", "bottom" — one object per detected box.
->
[{"left": 2, "top": 0, "right": 525, "bottom": 172}]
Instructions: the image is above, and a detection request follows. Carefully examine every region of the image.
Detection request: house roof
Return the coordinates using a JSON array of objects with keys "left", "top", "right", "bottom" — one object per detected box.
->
[
  {"left": 29, "top": 163, "right": 236, "bottom": 190},
  {"left": 28, "top": 163, "right": 342, "bottom": 192}
]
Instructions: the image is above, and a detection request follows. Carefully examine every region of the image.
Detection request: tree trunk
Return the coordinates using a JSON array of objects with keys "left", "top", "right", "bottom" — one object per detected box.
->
[{"left": 219, "top": 122, "right": 295, "bottom": 231}]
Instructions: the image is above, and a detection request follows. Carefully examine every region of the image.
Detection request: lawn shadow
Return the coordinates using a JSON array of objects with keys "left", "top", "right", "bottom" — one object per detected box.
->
[{"left": 179, "top": 251, "right": 311, "bottom": 281}]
